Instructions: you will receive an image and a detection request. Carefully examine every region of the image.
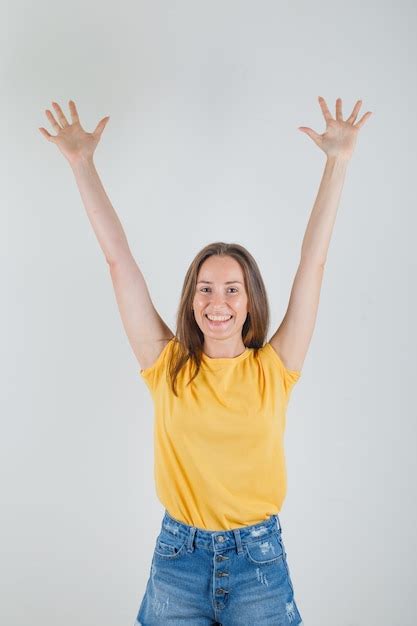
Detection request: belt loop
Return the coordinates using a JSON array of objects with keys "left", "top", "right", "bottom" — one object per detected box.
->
[
  {"left": 187, "top": 526, "right": 197, "bottom": 552},
  {"left": 275, "top": 514, "right": 281, "bottom": 532},
  {"left": 232, "top": 528, "right": 244, "bottom": 555}
]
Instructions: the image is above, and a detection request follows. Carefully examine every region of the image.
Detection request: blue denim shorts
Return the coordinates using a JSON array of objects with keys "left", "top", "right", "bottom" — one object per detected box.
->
[{"left": 134, "top": 509, "right": 303, "bottom": 625}]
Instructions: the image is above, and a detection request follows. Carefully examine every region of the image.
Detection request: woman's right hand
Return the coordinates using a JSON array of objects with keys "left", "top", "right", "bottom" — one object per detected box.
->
[{"left": 39, "top": 100, "right": 110, "bottom": 166}]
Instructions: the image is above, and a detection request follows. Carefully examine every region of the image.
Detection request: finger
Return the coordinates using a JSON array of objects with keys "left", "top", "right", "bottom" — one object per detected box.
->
[
  {"left": 38, "top": 127, "right": 56, "bottom": 142},
  {"left": 93, "top": 116, "right": 110, "bottom": 138},
  {"left": 45, "top": 109, "right": 61, "bottom": 132},
  {"left": 346, "top": 100, "right": 362, "bottom": 125},
  {"left": 51, "top": 101, "right": 69, "bottom": 127},
  {"left": 69, "top": 99, "right": 80, "bottom": 124},
  {"left": 354, "top": 111, "right": 373, "bottom": 130},
  {"left": 298, "top": 126, "right": 322, "bottom": 146},
  {"left": 335, "top": 97, "right": 343, "bottom": 121},
  {"left": 318, "top": 96, "right": 333, "bottom": 123}
]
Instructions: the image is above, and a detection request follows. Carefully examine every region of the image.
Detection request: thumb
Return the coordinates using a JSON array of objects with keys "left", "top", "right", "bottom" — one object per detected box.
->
[
  {"left": 298, "top": 126, "right": 321, "bottom": 145},
  {"left": 93, "top": 116, "right": 110, "bottom": 138}
]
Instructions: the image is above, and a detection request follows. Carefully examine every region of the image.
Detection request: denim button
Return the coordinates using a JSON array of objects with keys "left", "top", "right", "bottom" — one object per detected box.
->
[{"left": 217, "top": 535, "right": 225, "bottom": 542}]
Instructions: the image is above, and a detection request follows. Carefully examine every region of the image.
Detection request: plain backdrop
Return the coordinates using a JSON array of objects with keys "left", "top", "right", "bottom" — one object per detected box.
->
[{"left": 2, "top": 1, "right": 416, "bottom": 625}]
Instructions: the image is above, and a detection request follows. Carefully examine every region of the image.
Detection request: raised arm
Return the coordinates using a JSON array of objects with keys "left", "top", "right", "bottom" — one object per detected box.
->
[
  {"left": 269, "top": 96, "right": 373, "bottom": 373},
  {"left": 39, "top": 100, "right": 174, "bottom": 370}
]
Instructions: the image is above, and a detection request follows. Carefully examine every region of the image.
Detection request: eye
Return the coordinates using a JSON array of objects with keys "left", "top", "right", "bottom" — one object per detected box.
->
[{"left": 199, "top": 287, "right": 238, "bottom": 293}]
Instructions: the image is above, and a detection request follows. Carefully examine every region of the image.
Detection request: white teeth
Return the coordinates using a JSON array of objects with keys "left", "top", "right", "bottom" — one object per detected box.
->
[{"left": 206, "top": 315, "right": 232, "bottom": 321}]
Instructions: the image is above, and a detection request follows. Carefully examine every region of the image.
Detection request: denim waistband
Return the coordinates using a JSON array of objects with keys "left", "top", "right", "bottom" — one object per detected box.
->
[{"left": 160, "top": 509, "right": 281, "bottom": 553}]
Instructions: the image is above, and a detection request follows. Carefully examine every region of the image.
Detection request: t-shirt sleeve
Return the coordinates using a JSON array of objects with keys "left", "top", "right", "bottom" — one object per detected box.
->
[
  {"left": 139, "top": 338, "right": 175, "bottom": 393},
  {"left": 263, "top": 342, "right": 302, "bottom": 398}
]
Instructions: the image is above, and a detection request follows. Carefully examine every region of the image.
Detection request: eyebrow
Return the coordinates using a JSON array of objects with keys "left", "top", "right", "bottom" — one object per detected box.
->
[{"left": 197, "top": 280, "right": 243, "bottom": 285}]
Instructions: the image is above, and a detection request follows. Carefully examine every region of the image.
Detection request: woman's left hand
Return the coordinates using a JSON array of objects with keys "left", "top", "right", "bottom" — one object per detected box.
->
[{"left": 298, "top": 96, "right": 373, "bottom": 160}]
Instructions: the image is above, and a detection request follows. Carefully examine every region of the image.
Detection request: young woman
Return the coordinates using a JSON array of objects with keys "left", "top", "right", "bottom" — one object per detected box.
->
[{"left": 39, "top": 96, "right": 372, "bottom": 625}]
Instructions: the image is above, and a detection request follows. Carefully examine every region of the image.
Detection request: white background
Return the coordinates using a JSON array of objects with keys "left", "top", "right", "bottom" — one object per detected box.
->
[{"left": 2, "top": 1, "right": 416, "bottom": 624}]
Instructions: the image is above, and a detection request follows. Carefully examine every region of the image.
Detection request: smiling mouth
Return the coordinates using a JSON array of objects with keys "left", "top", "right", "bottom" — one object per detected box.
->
[{"left": 205, "top": 314, "right": 233, "bottom": 326}]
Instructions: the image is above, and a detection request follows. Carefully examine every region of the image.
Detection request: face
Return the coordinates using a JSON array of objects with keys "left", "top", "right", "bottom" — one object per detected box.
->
[{"left": 192, "top": 255, "right": 249, "bottom": 347}]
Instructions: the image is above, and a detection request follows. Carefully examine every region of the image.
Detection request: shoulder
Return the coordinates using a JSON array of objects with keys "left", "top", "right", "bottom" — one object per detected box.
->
[{"left": 139, "top": 336, "right": 178, "bottom": 392}]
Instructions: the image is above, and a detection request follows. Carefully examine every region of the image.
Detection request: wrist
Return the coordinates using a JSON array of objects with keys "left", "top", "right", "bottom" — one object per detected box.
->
[
  {"left": 69, "top": 153, "right": 95, "bottom": 172},
  {"left": 326, "top": 154, "right": 351, "bottom": 165}
]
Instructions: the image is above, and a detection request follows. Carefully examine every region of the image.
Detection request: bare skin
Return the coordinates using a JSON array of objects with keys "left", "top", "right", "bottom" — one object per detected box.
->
[
  {"left": 298, "top": 96, "right": 372, "bottom": 159},
  {"left": 192, "top": 255, "right": 249, "bottom": 359},
  {"left": 38, "top": 96, "right": 373, "bottom": 373},
  {"left": 38, "top": 100, "right": 110, "bottom": 166},
  {"left": 39, "top": 100, "right": 173, "bottom": 371}
]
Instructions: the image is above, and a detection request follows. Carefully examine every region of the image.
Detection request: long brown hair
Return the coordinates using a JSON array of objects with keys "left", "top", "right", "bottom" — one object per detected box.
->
[{"left": 168, "top": 242, "right": 271, "bottom": 396}]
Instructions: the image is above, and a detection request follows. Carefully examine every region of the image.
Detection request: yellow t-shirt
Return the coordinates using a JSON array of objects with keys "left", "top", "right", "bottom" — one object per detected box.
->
[{"left": 139, "top": 337, "right": 301, "bottom": 531}]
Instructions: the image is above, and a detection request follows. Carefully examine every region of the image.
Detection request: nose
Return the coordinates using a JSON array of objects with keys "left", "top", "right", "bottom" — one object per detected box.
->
[{"left": 209, "top": 292, "right": 227, "bottom": 307}]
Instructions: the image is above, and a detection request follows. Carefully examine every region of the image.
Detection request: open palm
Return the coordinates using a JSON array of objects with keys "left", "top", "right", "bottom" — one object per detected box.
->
[
  {"left": 299, "top": 96, "right": 373, "bottom": 160},
  {"left": 39, "top": 100, "right": 109, "bottom": 165}
]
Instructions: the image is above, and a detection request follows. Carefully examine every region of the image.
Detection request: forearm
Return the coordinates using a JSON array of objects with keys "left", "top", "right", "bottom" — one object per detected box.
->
[
  {"left": 70, "top": 156, "right": 131, "bottom": 265},
  {"left": 300, "top": 155, "right": 350, "bottom": 266}
]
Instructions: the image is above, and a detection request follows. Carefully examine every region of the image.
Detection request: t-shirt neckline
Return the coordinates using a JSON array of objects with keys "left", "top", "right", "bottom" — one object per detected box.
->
[{"left": 200, "top": 346, "right": 251, "bottom": 370}]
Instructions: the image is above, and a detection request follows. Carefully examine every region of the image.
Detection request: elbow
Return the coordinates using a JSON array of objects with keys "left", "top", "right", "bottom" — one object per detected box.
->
[{"left": 299, "top": 255, "right": 327, "bottom": 270}]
